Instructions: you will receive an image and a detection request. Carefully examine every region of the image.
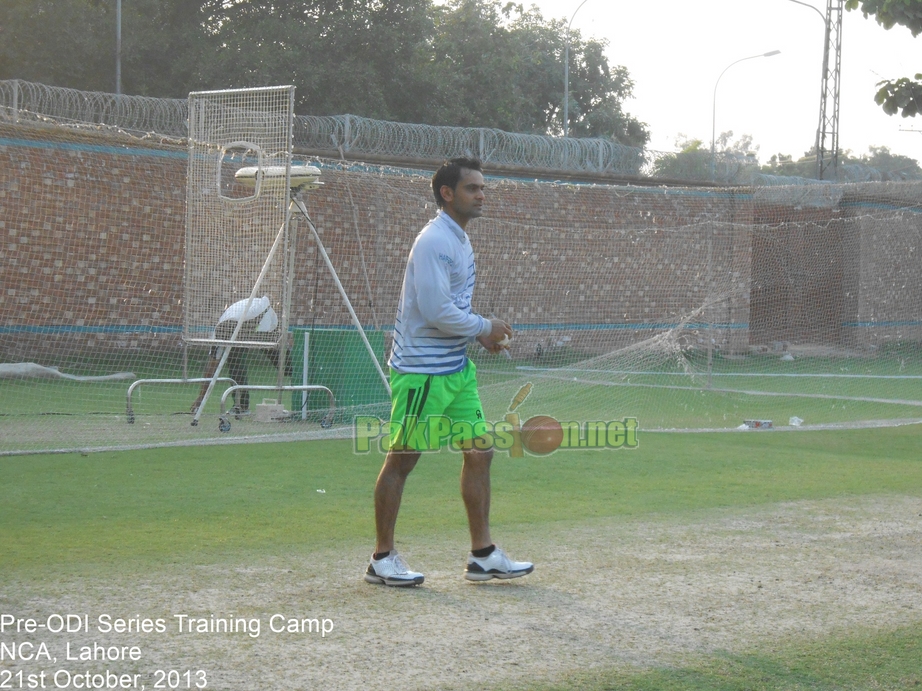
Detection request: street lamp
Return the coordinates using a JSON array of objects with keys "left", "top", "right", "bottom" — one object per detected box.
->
[
  {"left": 563, "top": 0, "right": 592, "bottom": 138},
  {"left": 710, "top": 50, "right": 781, "bottom": 181},
  {"left": 786, "top": 0, "right": 826, "bottom": 24}
]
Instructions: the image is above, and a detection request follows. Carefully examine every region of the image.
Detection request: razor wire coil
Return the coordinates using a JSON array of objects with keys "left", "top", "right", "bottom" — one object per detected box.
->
[{"left": 0, "top": 79, "right": 773, "bottom": 182}]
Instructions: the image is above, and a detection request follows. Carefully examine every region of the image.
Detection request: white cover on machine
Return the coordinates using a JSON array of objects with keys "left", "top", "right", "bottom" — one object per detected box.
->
[{"left": 215, "top": 296, "right": 278, "bottom": 333}]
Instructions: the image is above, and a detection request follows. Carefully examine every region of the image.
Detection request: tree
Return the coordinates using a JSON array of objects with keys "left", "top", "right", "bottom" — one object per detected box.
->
[
  {"left": 760, "top": 151, "right": 818, "bottom": 178},
  {"left": 845, "top": 0, "right": 922, "bottom": 33},
  {"left": 760, "top": 144, "right": 922, "bottom": 180},
  {"left": 872, "top": 75, "right": 922, "bottom": 117},
  {"left": 0, "top": 0, "right": 115, "bottom": 92},
  {"left": 652, "top": 137, "right": 710, "bottom": 181},
  {"left": 654, "top": 132, "right": 758, "bottom": 183},
  {"left": 0, "top": 0, "right": 212, "bottom": 96},
  {"left": 845, "top": 0, "right": 922, "bottom": 117},
  {"left": 197, "top": 0, "right": 437, "bottom": 121},
  {"left": 426, "top": 0, "right": 647, "bottom": 144},
  {"left": 564, "top": 33, "right": 648, "bottom": 145},
  {"left": 0, "top": 0, "right": 648, "bottom": 144},
  {"left": 860, "top": 145, "right": 922, "bottom": 178}
]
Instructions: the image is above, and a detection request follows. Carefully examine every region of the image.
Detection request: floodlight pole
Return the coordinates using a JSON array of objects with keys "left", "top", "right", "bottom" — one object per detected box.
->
[
  {"left": 786, "top": 0, "right": 839, "bottom": 180},
  {"left": 710, "top": 50, "right": 781, "bottom": 182},
  {"left": 563, "top": 0, "right": 592, "bottom": 138},
  {"left": 815, "top": 0, "right": 843, "bottom": 180}
]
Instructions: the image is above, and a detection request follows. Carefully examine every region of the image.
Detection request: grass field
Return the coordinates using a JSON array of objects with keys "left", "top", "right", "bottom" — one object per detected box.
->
[
  {"left": 3, "top": 344, "right": 922, "bottom": 454},
  {"left": 2, "top": 425, "right": 921, "bottom": 689},
  {"left": 477, "top": 345, "right": 922, "bottom": 430}
]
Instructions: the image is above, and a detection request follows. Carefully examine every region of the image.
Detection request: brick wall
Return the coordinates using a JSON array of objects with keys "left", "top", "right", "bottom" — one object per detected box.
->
[
  {"left": 849, "top": 183, "right": 922, "bottom": 348},
  {"left": 1, "top": 121, "right": 920, "bottom": 365},
  {"left": 0, "top": 123, "right": 186, "bottom": 361}
]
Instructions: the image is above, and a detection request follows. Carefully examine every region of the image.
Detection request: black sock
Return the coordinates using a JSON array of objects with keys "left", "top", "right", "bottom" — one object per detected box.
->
[
  {"left": 373, "top": 551, "right": 391, "bottom": 561},
  {"left": 471, "top": 544, "right": 495, "bottom": 558}
]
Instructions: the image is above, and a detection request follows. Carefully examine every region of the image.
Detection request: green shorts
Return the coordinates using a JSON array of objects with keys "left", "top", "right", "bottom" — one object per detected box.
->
[{"left": 387, "top": 360, "right": 489, "bottom": 451}]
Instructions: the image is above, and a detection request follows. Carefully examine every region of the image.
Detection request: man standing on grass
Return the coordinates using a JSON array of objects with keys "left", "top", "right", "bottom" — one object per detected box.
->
[{"left": 364, "top": 157, "right": 534, "bottom": 587}]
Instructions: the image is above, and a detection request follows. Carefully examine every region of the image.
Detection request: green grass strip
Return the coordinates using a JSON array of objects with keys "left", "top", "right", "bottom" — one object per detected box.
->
[
  {"left": 528, "top": 624, "right": 922, "bottom": 691},
  {"left": 2, "top": 425, "right": 921, "bottom": 571}
]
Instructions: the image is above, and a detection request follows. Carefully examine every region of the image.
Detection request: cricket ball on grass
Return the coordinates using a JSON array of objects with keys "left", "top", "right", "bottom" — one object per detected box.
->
[{"left": 520, "top": 415, "right": 564, "bottom": 455}]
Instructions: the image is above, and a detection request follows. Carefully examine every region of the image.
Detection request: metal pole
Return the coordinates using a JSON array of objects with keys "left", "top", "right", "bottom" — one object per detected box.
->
[
  {"left": 711, "top": 50, "right": 781, "bottom": 181},
  {"left": 12, "top": 80, "right": 19, "bottom": 124},
  {"left": 816, "top": 0, "right": 843, "bottom": 180},
  {"left": 785, "top": 0, "right": 830, "bottom": 179},
  {"left": 115, "top": 0, "right": 122, "bottom": 95},
  {"left": 563, "top": 0, "right": 591, "bottom": 138}
]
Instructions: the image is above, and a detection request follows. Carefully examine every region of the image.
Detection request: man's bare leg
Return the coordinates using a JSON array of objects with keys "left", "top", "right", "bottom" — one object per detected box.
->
[
  {"left": 374, "top": 450, "right": 421, "bottom": 554},
  {"left": 460, "top": 445, "right": 534, "bottom": 581},
  {"left": 461, "top": 447, "right": 493, "bottom": 551}
]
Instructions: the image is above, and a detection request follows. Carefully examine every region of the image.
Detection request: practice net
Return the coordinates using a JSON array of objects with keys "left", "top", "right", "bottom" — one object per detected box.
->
[{"left": 1, "top": 117, "right": 921, "bottom": 455}]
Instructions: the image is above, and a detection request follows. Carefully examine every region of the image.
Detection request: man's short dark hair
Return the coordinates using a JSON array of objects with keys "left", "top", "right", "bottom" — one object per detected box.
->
[{"left": 432, "top": 157, "right": 483, "bottom": 208}]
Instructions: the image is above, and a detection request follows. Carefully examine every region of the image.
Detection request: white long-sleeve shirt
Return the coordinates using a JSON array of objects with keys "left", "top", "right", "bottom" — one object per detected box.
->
[{"left": 388, "top": 211, "right": 492, "bottom": 375}]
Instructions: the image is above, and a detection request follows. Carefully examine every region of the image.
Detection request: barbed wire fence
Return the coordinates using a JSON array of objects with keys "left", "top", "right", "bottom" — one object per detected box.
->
[
  {"left": 0, "top": 79, "right": 188, "bottom": 139},
  {"left": 2, "top": 79, "right": 907, "bottom": 185},
  {"left": 0, "top": 79, "right": 763, "bottom": 184}
]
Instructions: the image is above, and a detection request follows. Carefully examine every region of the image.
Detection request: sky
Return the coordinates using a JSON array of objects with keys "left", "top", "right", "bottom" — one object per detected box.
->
[{"left": 521, "top": 0, "right": 922, "bottom": 164}]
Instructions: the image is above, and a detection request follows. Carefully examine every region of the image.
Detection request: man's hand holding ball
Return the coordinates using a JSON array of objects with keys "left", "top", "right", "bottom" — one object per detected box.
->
[{"left": 478, "top": 317, "right": 512, "bottom": 355}]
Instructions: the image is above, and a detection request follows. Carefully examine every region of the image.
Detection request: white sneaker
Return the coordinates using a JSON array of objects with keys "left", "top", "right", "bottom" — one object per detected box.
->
[
  {"left": 464, "top": 546, "right": 534, "bottom": 581},
  {"left": 364, "top": 552, "right": 425, "bottom": 587}
]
